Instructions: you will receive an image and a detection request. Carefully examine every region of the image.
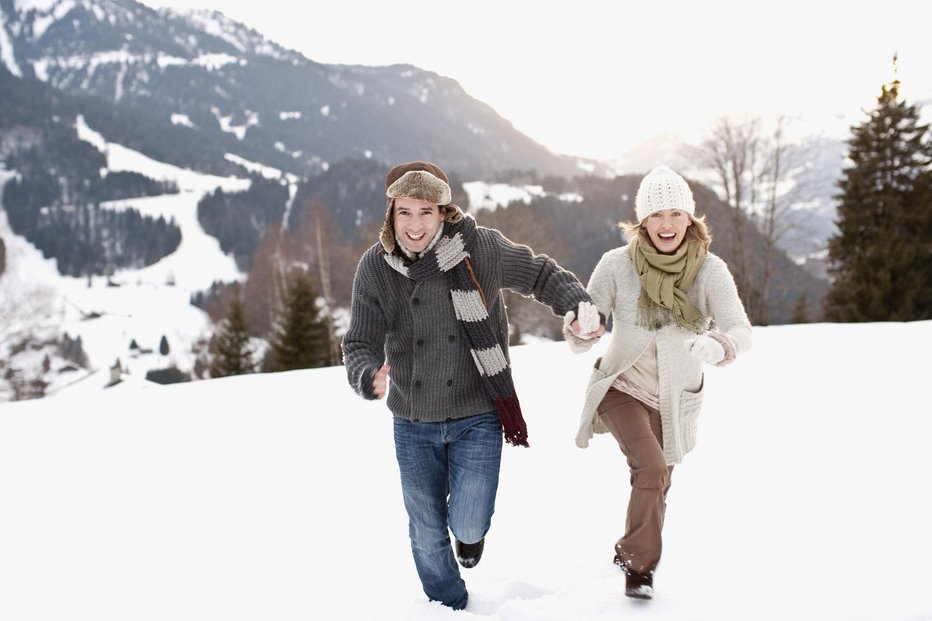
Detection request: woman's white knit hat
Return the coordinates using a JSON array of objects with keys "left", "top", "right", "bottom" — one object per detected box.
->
[{"left": 635, "top": 165, "right": 695, "bottom": 222}]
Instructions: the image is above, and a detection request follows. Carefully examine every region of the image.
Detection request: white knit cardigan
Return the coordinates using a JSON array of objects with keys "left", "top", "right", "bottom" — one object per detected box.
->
[{"left": 568, "top": 244, "right": 752, "bottom": 464}]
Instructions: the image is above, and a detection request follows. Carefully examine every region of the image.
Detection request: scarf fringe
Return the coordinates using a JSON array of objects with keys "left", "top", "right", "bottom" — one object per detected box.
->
[{"left": 496, "top": 395, "right": 529, "bottom": 447}]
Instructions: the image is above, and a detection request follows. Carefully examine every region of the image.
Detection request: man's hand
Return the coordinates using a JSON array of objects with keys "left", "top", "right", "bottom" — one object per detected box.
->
[{"left": 373, "top": 364, "right": 391, "bottom": 399}]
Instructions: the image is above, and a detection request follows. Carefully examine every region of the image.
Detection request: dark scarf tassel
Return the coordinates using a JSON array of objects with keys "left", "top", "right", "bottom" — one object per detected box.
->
[{"left": 495, "top": 394, "right": 528, "bottom": 447}]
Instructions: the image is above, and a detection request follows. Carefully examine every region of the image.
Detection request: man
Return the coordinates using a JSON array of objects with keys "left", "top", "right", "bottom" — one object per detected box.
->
[{"left": 342, "top": 160, "right": 602, "bottom": 610}]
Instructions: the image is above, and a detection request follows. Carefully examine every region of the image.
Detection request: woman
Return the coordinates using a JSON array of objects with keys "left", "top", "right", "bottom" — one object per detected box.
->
[{"left": 564, "top": 165, "right": 752, "bottom": 600}]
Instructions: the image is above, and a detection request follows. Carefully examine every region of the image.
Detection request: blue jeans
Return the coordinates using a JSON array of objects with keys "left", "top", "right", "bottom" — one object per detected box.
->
[{"left": 393, "top": 411, "right": 503, "bottom": 610}]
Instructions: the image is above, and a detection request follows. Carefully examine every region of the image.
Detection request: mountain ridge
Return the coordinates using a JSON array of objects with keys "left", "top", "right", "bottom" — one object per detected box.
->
[{"left": 1, "top": 0, "right": 598, "bottom": 179}]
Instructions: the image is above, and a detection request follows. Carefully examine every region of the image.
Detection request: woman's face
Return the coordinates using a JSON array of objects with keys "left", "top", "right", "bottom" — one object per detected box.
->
[{"left": 643, "top": 209, "right": 692, "bottom": 254}]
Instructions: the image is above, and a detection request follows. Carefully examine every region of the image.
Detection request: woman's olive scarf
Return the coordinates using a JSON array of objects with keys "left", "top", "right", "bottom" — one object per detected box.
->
[{"left": 629, "top": 235, "right": 709, "bottom": 334}]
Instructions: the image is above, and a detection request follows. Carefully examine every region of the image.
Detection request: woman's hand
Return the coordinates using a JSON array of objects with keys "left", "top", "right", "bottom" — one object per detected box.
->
[
  {"left": 683, "top": 335, "right": 725, "bottom": 365},
  {"left": 574, "top": 321, "right": 606, "bottom": 339}
]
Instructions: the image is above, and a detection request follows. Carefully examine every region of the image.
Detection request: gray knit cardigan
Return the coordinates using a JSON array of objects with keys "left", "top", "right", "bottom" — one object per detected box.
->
[{"left": 342, "top": 225, "right": 591, "bottom": 423}]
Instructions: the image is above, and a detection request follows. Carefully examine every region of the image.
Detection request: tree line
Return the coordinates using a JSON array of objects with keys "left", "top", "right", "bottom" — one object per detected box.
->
[
  {"left": 197, "top": 176, "right": 291, "bottom": 271},
  {"left": 4, "top": 183, "right": 182, "bottom": 277},
  {"left": 2, "top": 126, "right": 180, "bottom": 277},
  {"left": 208, "top": 272, "right": 335, "bottom": 378}
]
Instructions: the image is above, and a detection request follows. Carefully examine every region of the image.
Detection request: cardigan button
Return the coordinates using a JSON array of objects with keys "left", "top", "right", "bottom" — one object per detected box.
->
[
  {"left": 412, "top": 297, "right": 420, "bottom": 305},
  {"left": 416, "top": 339, "right": 424, "bottom": 346},
  {"left": 448, "top": 335, "right": 456, "bottom": 342},
  {"left": 414, "top": 380, "right": 422, "bottom": 388},
  {"left": 446, "top": 379, "right": 453, "bottom": 387}
]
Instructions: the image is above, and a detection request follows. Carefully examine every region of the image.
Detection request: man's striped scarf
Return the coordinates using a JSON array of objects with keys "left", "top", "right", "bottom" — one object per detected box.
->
[{"left": 383, "top": 215, "right": 529, "bottom": 447}]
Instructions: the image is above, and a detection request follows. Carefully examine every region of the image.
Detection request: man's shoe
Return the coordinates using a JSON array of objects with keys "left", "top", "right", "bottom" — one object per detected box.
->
[{"left": 454, "top": 538, "right": 484, "bottom": 568}]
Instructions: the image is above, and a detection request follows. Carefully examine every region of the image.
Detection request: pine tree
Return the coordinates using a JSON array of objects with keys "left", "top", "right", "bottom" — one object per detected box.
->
[
  {"left": 269, "top": 271, "right": 333, "bottom": 371},
  {"left": 210, "top": 293, "right": 256, "bottom": 378},
  {"left": 824, "top": 64, "right": 932, "bottom": 322}
]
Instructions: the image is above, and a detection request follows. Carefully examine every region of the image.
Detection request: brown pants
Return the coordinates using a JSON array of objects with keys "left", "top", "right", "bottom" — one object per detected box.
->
[{"left": 597, "top": 388, "right": 673, "bottom": 574}]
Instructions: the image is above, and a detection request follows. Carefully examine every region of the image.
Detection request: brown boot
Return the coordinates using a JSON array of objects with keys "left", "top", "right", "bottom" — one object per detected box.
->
[
  {"left": 613, "top": 551, "right": 654, "bottom": 600},
  {"left": 623, "top": 567, "right": 654, "bottom": 600}
]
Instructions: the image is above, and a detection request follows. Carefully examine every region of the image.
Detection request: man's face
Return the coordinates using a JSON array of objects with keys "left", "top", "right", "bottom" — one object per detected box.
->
[{"left": 393, "top": 197, "right": 444, "bottom": 253}]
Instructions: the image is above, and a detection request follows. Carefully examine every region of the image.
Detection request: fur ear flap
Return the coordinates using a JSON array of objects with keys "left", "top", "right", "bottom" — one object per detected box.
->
[{"left": 379, "top": 198, "right": 396, "bottom": 253}]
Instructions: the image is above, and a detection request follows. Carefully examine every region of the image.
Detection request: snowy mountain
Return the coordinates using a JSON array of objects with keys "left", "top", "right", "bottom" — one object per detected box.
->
[
  {"left": 1, "top": 321, "right": 931, "bottom": 620},
  {"left": 0, "top": 0, "right": 610, "bottom": 401},
  {"left": 0, "top": 0, "right": 831, "bottom": 402},
  {"left": 0, "top": 0, "right": 595, "bottom": 179}
]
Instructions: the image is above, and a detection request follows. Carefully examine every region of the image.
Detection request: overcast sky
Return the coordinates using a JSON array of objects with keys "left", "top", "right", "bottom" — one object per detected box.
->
[{"left": 137, "top": 0, "right": 932, "bottom": 160}]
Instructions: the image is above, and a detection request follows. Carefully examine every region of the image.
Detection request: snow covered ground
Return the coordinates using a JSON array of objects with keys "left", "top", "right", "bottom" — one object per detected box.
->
[
  {"left": 1, "top": 320, "right": 930, "bottom": 620},
  {"left": 3, "top": 115, "right": 930, "bottom": 620}
]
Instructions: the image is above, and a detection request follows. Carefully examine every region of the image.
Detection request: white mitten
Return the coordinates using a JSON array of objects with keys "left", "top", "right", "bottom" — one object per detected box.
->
[
  {"left": 563, "top": 309, "right": 591, "bottom": 340},
  {"left": 575, "top": 301, "right": 601, "bottom": 335},
  {"left": 683, "top": 334, "right": 725, "bottom": 365}
]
